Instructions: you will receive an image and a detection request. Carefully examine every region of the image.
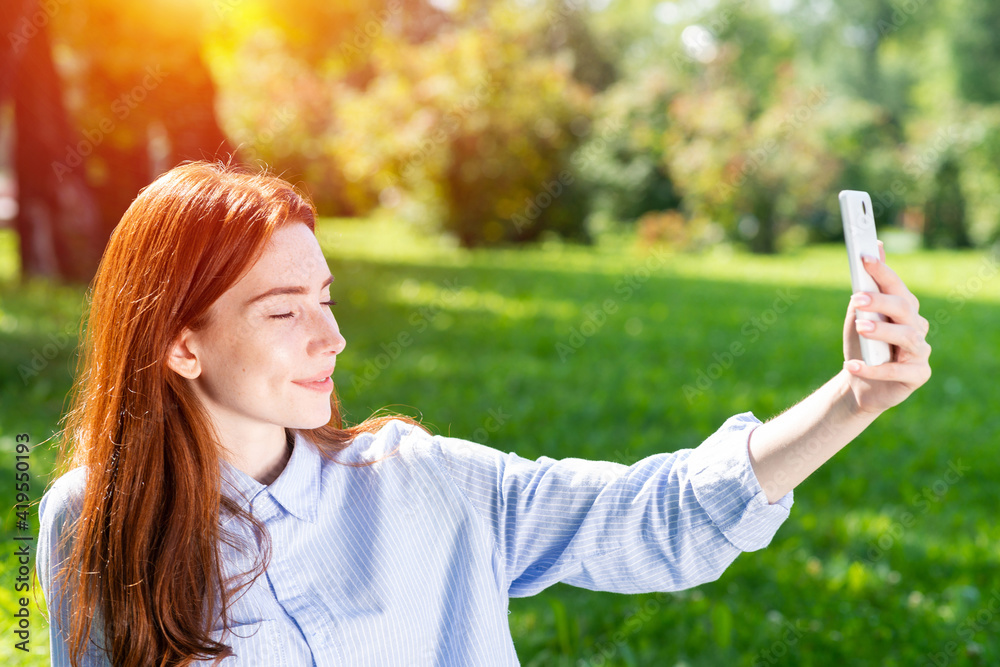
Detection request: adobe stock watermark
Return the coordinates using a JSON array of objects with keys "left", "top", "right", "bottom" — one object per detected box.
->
[
  {"left": 555, "top": 248, "right": 670, "bottom": 361},
  {"left": 683, "top": 288, "right": 800, "bottom": 402},
  {"left": 51, "top": 65, "right": 168, "bottom": 182},
  {"left": 865, "top": 459, "right": 969, "bottom": 563},
  {"left": 17, "top": 322, "right": 77, "bottom": 385},
  {"left": 751, "top": 618, "right": 809, "bottom": 667},
  {"left": 926, "top": 245, "right": 999, "bottom": 340},
  {"left": 6, "top": 0, "right": 69, "bottom": 55},
  {"left": 511, "top": 171, "right": 574, "bottom": 234},
  {"left": 754, "top": 395, "right": 876, "bottom": 502},
  {"left": 578, "top": 593, "right": 668, "bottom": 667},
  {"left": 865, "top": 125, "right": 964, "bottom": 220},
  {"left": 11, "top": 433, "right": 33, "bottom": 653},
  {"left": 511, "top": 117, "right": 624, "bottom": 234},
  {"left": 338, "top": 0, "right": 402, "bottom": 62},
  {"left": 469, "top": 407, "right": 509, "bottom": 446},
  {"left": 714, "top": 86, "right": 830, "bottom": 201},
  {"left": 356, "top": 74, "right": 498, "bottom": 191},
  {"left": 570, "top": 118, "right": 624, "bottom": 171},
  {"left": 347, "top": 278, "right": 463, "bottom": 395},
  {"left": 925, "top": 588, "right": 1000, "bottom": 667},
  {"left": 668, "top": 0, "right": 752, "bottom": 70},
  {"left": 237, "top": 106, "right": 295, "bottom": 164},
  {"left": 396, "top": 406, "right": 507, "bottom": 528},
  {"left": 213, "top": 0, "right": 244, "bottom": 18},
  {"left": 543, "top": 0, "right": 586, "bottom": 33},
  {"left": 877, "top": 0, "right": 930, "bottom": 36}
]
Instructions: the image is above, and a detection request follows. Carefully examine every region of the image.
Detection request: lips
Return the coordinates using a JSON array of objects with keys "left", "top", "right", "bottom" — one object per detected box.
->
[
  {"left": 293, "top": 366, "right": 336, "bottom": 392},
  {"left": 294, "top": 366, "right": 336, "bottom": 384}
]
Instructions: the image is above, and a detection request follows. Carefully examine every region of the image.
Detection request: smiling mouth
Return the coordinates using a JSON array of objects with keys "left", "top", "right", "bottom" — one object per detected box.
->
[
  {"left": 293, "top": 366, "right": 336, "bottom": 391},
  {"left": 293, "top": 376, "right": 333, "bottom": 392}
]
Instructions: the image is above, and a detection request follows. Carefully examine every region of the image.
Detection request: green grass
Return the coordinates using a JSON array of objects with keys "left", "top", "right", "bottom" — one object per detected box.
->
[{"left": 2, "top": 220, "right": 999, "bottom": 665}]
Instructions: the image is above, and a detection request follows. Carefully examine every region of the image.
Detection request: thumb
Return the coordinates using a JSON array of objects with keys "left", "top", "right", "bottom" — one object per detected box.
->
[{"left": 843, "top": 299, "right": 861, "bottom": 361}]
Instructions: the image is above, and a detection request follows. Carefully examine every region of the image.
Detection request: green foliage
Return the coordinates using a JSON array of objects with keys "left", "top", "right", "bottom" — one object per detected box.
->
[
  {"left": 43, "top": 0, "right": 1000, "bottom": 254},
  {"left": 951, "top": 0, "right": 1000, "bottom": 103},
  {"left": 574, "top": 68, "right": 683, "bottom": 230},
  {"left": 205, "top": 1, "right": 598, "bottom": 246},
  {"left": 950, "top": 106, "right": 1000, "bottom": 246},
  {"left": 663, "top": 71, "right": 841, "bottom": 253},
  {"left": 330, "top": 5, "right": 594, "bottom": 246},
  {"left": 6, "top": 220, "right": 997, "bottom": 665}
]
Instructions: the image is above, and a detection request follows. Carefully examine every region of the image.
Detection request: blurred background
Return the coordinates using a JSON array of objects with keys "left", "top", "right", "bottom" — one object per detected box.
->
[
  {"left": 2, "top": 0, "right": 999, "bottom": 665},
  {"left": 3, "top": 0, "right": 1000, "bottom": 274}
]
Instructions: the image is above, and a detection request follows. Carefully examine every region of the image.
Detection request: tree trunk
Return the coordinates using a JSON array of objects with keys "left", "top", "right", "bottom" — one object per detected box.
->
[
  {"left": 750, "top": 193, "right": 777, "bottom": 254},
  {"left": 4, "top": 0, "right": 104, "bottom": 282},
  {"left": 923, "top": 159, "right": 971, "bottom": 249},
  {"left": 157, "top": 47, "right": 235, "bottom": 166}
]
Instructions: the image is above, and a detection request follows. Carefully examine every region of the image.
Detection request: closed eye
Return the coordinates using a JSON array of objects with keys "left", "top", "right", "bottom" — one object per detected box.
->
[{"left": 270, "top": 301, "right": 337, "bottom": 320}]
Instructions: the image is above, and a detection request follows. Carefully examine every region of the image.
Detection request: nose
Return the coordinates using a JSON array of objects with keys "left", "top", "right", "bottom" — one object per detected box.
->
[
  {"left": 328, "top": 325, "right": 347, "bottom": 356},
  {"left": 313, "top": 307, "right": 346, "bottom": 356}
]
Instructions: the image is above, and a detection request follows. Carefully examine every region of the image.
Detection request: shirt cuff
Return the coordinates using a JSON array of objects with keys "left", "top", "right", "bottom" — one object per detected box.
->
[{"left": 685, "top": 411, "right": 793, "bottom": 552}]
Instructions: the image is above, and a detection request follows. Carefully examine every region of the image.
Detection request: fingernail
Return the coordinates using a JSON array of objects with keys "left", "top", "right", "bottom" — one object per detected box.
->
[
  {"left": 845, "top": 360, "right": 862, "bottom": 373},
  {"left": 862, "top": 254, "right": 877, "bottom": 264},
  {"left": 856, "top": 319, "right": 875, "bottom": 332},
  {"left": 851, "top": 293, "right": 871, "bottom": 306}
]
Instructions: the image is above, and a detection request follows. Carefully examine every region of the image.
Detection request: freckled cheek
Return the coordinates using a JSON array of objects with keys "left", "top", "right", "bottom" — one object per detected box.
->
[
  {"left": 253, "top": 335, "right": 300, "bottom": 379},
  {"left": 212, "top": 325, "right": 300, "bottom": 385}
]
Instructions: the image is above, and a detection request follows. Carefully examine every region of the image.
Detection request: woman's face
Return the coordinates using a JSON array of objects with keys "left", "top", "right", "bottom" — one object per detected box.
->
[{"left": 169, "top": 222, "right": 346, "bottom": 440}]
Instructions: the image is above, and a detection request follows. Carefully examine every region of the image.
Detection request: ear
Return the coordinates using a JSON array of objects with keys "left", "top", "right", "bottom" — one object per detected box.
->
[{"left": 166, "top": 328, "right": 202, "bottom": 380}]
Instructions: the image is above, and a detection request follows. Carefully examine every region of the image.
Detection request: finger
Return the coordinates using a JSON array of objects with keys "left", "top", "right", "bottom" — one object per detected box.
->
[
  {"left": 862, "top": 255, "right": 916, "bottom": 302},
  {"left": 878, "top": 240, "right": 886, "bottom": 263},
  {"left": 845, "top": 358, "right": 932, "bottom": 386},
  {"left": 851, "top": 291, "right": 923, "bottom": 326},
  {"left": 855, "top": 320, "right": 931, "bottom": 359},
  {"left": 844, "top": 300, "right": 862, "bottom": 360}
]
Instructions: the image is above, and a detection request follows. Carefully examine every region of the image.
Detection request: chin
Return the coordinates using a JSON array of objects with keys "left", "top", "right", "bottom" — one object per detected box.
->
[{"left": 292, "top": 408, "right": 334, "bottom": 430}]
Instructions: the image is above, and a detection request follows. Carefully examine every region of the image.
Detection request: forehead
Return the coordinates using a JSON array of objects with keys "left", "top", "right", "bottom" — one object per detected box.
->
[{"left": 229, "top": 223, "right": 329, "bottom": 296}]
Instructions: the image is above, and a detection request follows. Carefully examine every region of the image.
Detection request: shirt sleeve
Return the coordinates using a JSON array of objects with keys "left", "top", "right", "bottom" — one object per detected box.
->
[
  {"left": 420, "top": 412, "right": 792, "bottom": 598},
  {"left": 37, "top": 468, "right": 112, "bottom": 667}
]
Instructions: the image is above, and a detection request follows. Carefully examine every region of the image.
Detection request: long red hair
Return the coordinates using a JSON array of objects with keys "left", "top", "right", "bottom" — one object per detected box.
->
[{"left": 54, "top": 161, "right": 413, "bottom": 666}]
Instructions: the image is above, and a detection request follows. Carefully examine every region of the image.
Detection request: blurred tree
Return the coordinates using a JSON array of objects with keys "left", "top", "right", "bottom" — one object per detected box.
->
[
  {"left": 0, "top": 0, "right": 237, "bottom": 281},
  {"left": 209, "top": 0, "right": 603, "bottom": 245},
  {"left": 824, "top": 97, "right": 906, "bottom": 241},
  {"left": 923, "top": 157, "right": 970, "bottom": 248},
  {"left": 662, "top": 62, "right": 839, "bottom": 253},
  {"left": 53, "top": 0, "right": 234, "bottom": 246},
  {"left": 955, "top": 106, "right": 1000, "bottom": 244},
  {"left": 780, "top": 0, "right": 968, "bottom": 242},
  {"left": 323, "top": 5, "right": 593, "bottom": 246},
  {"left": 1, "top": 0, "right": 104, "bottom": 281},
  {"left": 576, "top": 67, "right": 683, "bottom": 229},
  {"left": 952, "top": 0, "right": 1000, "bottom": 104},
  {"left": 538, "top": 0, "right": 618, "bottom": 93}
]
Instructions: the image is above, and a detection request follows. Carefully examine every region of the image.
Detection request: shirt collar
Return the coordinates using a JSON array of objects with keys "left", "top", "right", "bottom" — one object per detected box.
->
[{"left": 219, "top": 430, "right": 322, "bottom": 523}]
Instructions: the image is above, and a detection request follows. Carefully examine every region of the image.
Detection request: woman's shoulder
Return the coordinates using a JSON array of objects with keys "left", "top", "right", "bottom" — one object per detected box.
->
[
  {"left": 334, "top": 418, "right": 435, "bottom": 464},
  {"left": 335, "top": 418, "right": 506, "bottom": 468},
  {"left": 39, "top": 466, "right": 88, "bottom": 529}
]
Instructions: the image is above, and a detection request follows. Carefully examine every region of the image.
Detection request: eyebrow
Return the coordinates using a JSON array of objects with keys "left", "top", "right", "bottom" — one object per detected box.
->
[{"left": 245, "top": 275, "right": 335, "bottom": 306}]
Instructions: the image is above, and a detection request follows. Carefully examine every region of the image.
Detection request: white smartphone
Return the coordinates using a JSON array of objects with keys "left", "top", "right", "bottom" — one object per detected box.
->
[{"left": 839, "top": 190, "right": 892, "bottom": 366}]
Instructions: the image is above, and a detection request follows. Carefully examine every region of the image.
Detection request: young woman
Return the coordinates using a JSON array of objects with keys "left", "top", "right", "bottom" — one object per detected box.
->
[{"left": 38, "top": 161, "right": 931, "bottom": 666}]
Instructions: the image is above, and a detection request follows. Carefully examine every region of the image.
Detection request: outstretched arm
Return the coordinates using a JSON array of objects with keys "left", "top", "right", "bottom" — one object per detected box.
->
[{"left": 747, "top": 242, "right": 932, "bottom": 503}]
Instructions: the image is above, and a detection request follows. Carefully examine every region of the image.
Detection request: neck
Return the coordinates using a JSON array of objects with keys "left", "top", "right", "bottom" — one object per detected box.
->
[{"left": 223, "top": 426, "right": 294, "bottom": 485}]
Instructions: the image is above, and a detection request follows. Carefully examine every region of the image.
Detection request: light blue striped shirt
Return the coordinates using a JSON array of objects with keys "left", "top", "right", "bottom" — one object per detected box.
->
[{"left": 38, "top": 412, "right": 792, "bottom": 665}]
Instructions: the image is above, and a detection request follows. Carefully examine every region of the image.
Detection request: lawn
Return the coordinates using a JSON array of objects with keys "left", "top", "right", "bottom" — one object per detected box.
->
[{"left": 1, "top": 219, "right": 998, "bottom": 666}]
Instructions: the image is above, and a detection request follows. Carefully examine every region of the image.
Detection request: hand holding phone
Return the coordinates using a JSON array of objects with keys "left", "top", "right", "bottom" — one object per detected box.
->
[{"left": 839, "top": 190, "right": 892, "bottom": 366}]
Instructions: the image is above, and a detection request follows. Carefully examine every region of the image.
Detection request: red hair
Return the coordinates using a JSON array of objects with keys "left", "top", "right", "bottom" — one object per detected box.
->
[{"left": 54, "top": 161, "right": 415, "bottom": 666}]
